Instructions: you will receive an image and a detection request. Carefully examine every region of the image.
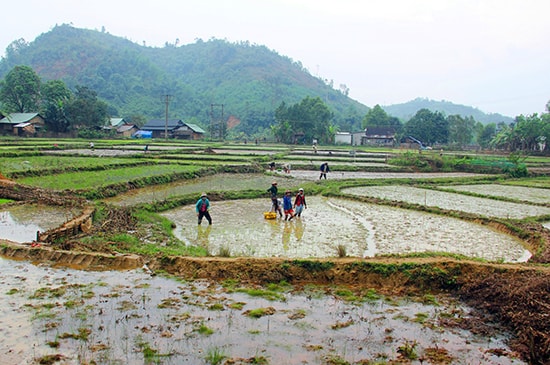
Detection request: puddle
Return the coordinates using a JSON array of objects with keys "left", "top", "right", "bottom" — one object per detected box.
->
[
  {"left": 0, "top": 205, "right": 80, "bottom": 243},
  {"left": 162, "top": 196, "right": 529, "bottom": 262},
  {"left": 0, "top": 257, "right": 524, "bottom": 365}
]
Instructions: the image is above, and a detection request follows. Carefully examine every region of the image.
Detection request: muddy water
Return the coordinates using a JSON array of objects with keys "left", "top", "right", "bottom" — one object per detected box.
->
[
  {"left": 342, "top": 185, "right": 550, "bottom": 219},
  {"left": 161, "top": 196, "right": 529, "bottom": 262},
  {"left": 0, "top": 205, "right": 80, "bottom": 243},
  {"left": 0, "top": 257, "right": 524, "bottom": 365},
  {"left": 446, "top": 184, "right": 550, "bottom": 204},
  {"left": 103, "top": 173, "right": 310, "bottom": 206}
]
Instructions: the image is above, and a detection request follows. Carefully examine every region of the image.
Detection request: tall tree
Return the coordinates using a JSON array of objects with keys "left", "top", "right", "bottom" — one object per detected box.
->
[
  {"left": 448, "top": 114, "right": 476, "bottom": 146},
  {"left": 273, "top": 96, "right": 333, "bottom": 144},
  {"left": 42, "top": 80, "right": 73, "bottom": 133},
  {"left": 404, "top": 109, "right": 448, "bottom": 145},
  {"left": 0, "top": 65, "right": 41, "bottom": 112},
  {"left": 65, "top": 86, "right": 109, "bottom": 128},
  {"left": 477, "top": 123, "right": 496, "bottom": 149},
  {"left": 361, "top": 104, "right": 403, "bottom": 132}
]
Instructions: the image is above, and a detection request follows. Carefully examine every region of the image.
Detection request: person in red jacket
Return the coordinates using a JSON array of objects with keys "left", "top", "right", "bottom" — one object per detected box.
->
[{"left": 293, "top": 188, "right": 307, "bottom": 217}]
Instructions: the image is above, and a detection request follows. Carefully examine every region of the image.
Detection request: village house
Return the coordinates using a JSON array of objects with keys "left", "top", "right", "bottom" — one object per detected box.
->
[
  {"left": 141, "top": 119, "right": 205, "bottom": 139},
  {"left": 362, "top": 126, "right": 396, "bottom": 147},
  {"left": 0, "top": 113, "right": 45, "bottom": 136}
]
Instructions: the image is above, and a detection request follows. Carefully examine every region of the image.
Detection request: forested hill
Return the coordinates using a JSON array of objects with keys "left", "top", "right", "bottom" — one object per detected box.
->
[
  {"left": 383, "top": 98, "right": 514, "bottom": 125},
  {"left": 0, "top": 24, "right": 369, "bottom": 135}
]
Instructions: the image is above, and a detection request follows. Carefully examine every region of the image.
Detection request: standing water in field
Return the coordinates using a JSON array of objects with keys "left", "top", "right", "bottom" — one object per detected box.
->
[
  {"left": 161, "top": 196, "right": 529, "bottom": 262},
  {"left": 0, "top": 257, "right": 525, "bottom": 365},
  {"left": 0, "top": 204, "right": 80, "bottom": 243}
]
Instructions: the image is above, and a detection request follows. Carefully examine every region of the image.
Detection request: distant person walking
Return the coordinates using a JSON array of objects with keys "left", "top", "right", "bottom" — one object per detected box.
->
[
  {"left": 319, "top": 162, "right": 330, "bottom": 180},
  {"left": 293, "top": 188, "right": 307, "bottom": 217},
  {"left": 196, "top": 193, "right": 212, "bottom": 225}
]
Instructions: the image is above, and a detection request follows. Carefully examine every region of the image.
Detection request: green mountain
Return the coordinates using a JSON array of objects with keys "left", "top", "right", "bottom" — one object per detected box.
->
[
  {"left": 0, "top": 24, "right": 368, "bottom": 136},
  {"left": 382, "top": 98, "right": 514, "bottom": 124},
  {"left": 0, "top": 24, "right": 513, "bottom": 137}
]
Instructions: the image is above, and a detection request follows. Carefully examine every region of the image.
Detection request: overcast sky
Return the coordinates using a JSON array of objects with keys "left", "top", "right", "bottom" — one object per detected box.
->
[{"left": 2, "top": 0, "right": 549, "bottom": 117}]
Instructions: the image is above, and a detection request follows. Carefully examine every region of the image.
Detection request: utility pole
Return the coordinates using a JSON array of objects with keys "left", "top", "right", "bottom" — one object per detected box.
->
[
  {"left": 162, "top": 94, "right": 173, "bottom": 140},
  {"left": 210, "top": 103, "right": 224, "bottom": 140}
]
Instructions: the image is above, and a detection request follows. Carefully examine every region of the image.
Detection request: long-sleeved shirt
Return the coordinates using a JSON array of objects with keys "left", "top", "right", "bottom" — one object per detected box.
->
[
  {"left": 294, "top": 193, "right": 307, "bottom": 207},
  {"left": 195, "top": 198, "right": 210, "bottom": 213}
]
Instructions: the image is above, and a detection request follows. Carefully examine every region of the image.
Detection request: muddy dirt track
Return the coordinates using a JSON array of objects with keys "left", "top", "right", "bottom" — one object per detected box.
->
[{"left": 1, "top": 177, "right": 550, "bottom": 364}]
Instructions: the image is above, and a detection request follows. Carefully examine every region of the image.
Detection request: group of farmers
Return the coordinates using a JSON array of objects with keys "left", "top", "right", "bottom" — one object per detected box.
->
[
  {"left": 195, "top": 161, "right": 330, "bottom": 225},
  {"left": 267, "top": 181, "right": 308, "bottom": 221}
]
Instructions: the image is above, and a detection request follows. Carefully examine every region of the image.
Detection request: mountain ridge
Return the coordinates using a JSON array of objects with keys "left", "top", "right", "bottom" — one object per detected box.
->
[{"left": 0, "top": 24, "right": 513, "bottom": 136}]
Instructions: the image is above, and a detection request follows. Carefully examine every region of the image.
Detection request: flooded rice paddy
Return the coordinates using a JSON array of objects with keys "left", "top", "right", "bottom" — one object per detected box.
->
[
  {"left": 0, "top": 257, "right": 524, "bottom": 365},
  {"left": 444, "top": 184, "right": 550, "bottom": 204},
  {"left": 342, "top": 185, "right": 550, "bottom": 219},
  {"left": 103, "top": 173, "right": 310, "bottom": 207},
  {"left": 0, "top": 205, "right": 81, "bottom": 243},
  {"left": 162, "top": 196, "right": 529, "bottom": 262}
]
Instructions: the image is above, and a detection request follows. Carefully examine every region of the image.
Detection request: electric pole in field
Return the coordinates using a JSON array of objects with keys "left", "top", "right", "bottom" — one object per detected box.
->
[
  {"left": 162, "top": 94, "right": 173, "bottom": 139},
  {"left": 210, "top": 103, "right": 224, "bottom": 141}
]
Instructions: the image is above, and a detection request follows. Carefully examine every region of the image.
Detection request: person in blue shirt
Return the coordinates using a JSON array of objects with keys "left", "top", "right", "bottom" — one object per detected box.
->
[
  {"left": 196, "top": 193, "right": 212, "bottom": 225},
  {"left": 283, "top": 190, "right": 295, "bottom": 221}
]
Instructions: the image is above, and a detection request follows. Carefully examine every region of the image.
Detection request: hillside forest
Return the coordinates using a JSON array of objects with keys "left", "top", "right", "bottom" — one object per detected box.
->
[{"left": 0, "top": 24, "right": 549, "bottom": 150}]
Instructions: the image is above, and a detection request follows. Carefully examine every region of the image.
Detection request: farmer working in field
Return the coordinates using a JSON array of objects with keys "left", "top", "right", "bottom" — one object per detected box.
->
[
  {"left": 319, "top": 162, "right": 330, "bottom": 179},
  {"left": 293, "top": 188, "right": 307, "bottom": 217},
  {"left": 196, "top": 192, "right": 212, "bottom": 225},
  {"left": 267, "top": 181, "right": 283, "bottom": 218}
]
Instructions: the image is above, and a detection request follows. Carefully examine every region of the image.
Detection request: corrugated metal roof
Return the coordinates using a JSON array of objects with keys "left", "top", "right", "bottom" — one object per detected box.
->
[
  {"left": 142, "top": 119, "right": 184, "bottom": 130},
  {"left": 185, "top": 123, "right": 206, "bottom": 134},
  {"left": 0, "top": 113, "right": 40, "bottom": 124}
]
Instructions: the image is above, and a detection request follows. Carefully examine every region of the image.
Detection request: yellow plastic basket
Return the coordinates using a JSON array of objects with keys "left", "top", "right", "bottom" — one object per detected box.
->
[{"left": 263, "top": 211, "right": 277, "bottom": 219}]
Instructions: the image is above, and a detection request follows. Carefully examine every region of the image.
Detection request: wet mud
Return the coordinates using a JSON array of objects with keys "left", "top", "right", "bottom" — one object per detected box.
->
[
  {"left": 162, "top": 196, "right": 529, "bottom": 262},
  {"left": 0, "top": 257, "right": 525, "bottom": 365}
]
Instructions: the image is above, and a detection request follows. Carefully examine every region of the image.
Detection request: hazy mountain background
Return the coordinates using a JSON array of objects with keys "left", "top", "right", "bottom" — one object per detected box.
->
[{"left": 0, "top": 24, "right": 513, "bottom": 135}]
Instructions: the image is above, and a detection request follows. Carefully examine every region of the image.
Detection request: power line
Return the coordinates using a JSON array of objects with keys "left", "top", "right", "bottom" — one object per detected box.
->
[{"left": 162, "top": 94, "right": 173, "bottom": 139}]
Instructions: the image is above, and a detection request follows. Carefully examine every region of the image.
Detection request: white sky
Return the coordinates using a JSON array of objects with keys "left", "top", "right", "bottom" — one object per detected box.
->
[{"left": 2, "top": 0, "right": 549, "bottom": 117}]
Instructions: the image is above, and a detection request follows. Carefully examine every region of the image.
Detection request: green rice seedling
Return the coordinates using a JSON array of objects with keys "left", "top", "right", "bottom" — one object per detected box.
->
[
  {"left": 397, "top": 340, "right": 418, "bottom": 360},
  {"left": 322, "top": 353, "right": 350, "bottom": 365},
  {"left": 205, "top": 347, "right": 227, "bottom": 365},
  {"left": 337, "top": 244, "right": 347, "bottom": 257},
  {"left": 208, "top": 303, "right": 224, "bottom": 311},
  {"left": 413, "top": 312, "right": 429, "bottom": 324},
  {"left": 228, "top": 301, "right": 246, "bottom": 310},
  {"left": 218, "top": 245, "right": 231, "bottom": 257},
  {"left": 197, "top": 323, "right": 214, "bottom": 335},
  {"left": 244, "top": 307, "right": 276, "bottom": 318}
]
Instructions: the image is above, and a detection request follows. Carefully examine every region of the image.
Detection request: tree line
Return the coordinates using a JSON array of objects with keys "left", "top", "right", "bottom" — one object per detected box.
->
[
  {"left": 1, "top": 64, "right": 549, "bottom": 152},
  {"left": 0, "top": 65, "right": 110, "bottom": 137},
  {"left": 359, "top": 104, "right": 550, "bottom": 152}
]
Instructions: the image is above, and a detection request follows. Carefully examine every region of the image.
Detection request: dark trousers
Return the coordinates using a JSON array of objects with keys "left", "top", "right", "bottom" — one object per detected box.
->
[{"left": 198, "top": 210, "right": 212, "bottom": 225}]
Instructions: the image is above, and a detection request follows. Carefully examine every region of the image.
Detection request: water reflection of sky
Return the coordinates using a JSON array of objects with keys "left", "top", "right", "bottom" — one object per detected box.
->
[
  {"left": 0, "top": 211, "right": 41, "bottom": 242},
  {"left": 0, "top": 205, "right": 77, "bottom": 243}
]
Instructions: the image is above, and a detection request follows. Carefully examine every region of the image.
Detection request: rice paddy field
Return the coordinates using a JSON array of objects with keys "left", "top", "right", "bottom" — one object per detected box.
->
[{"left": 1, "top": 139, "right": 550, "bottom": 364}]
